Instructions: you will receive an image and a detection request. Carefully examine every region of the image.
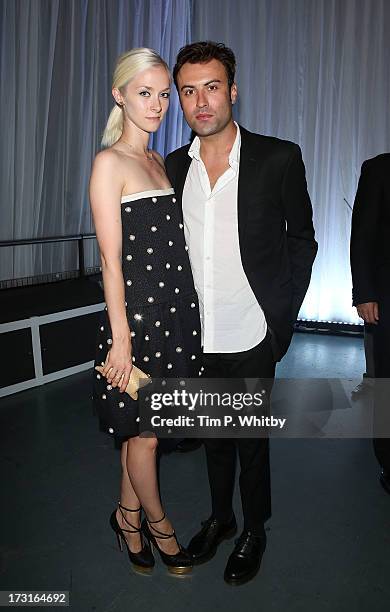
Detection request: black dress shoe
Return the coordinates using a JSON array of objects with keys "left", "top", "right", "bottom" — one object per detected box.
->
[
  {"left": 175, "top": 438, "right": 203, "bottom": 453},
  {"left": 379, "top": 467, "right": 390, "bottom": 495},
  {"left": 224, "top": 529, "right": 267, "bottom": 586},
  {"left": 187, "top": 515, "right": 237, "bottom": 564}
]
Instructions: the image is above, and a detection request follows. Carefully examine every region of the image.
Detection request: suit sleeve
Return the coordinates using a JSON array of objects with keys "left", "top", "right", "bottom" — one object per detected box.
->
[
  {"left": 281, "top": 144, "right": 318, "bottom": 322},
  {"left": 165, "top": 152, "right": 176, "bottom": 187},
  {"left": 350, "top": 160, "right": 381, "bottom": 306}
]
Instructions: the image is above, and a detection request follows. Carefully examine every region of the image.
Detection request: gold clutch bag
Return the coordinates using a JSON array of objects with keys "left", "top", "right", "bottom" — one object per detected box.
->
[{"left": 95, "top": 362, "right": 151, "bottom": 400}]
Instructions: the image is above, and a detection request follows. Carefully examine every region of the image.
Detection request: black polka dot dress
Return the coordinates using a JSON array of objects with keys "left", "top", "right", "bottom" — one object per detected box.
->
[{"left": 93, "top": 188, "right": 202, "bottom": 440}]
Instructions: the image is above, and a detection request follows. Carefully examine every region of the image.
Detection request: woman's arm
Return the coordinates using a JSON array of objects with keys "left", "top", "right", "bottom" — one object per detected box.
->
[{"left": 89, "top": 150, "right": 132, "bottom": 392}]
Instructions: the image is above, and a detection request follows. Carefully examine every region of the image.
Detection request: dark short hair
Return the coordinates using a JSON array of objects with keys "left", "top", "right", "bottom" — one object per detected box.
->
[{"left": 173, "top": 41, "right": 236, "bottom": 90}]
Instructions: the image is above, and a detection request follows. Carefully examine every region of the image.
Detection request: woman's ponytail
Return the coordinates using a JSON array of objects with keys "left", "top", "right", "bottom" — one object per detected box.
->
[{"left": 101, "top": 104, "right": 124, "bottom": 148}]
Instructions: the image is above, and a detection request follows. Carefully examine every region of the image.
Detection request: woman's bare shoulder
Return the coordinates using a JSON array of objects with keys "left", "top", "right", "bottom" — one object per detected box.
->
[{"left": 92, "top": 147, "right": 123, "bottom": 170}]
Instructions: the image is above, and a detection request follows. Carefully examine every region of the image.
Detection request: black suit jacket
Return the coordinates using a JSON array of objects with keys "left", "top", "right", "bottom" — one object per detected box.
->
[
  {"left": 350, "top": 154, "right": 390, "bottom": 306},
  {"left": 165, "top": 125, "right": 317, "bottom": 361}
]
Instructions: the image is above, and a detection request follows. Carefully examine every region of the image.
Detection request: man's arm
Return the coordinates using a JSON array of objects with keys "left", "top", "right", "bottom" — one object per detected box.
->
[
  {"left": 281, "top": 144, "right": 318, "bottom": 321},
  {"left": 350, "top": 160, "right": 381, "bottom": 309},
  {"left": 165, "top": 152, "right": 177, "bottom": 187}
]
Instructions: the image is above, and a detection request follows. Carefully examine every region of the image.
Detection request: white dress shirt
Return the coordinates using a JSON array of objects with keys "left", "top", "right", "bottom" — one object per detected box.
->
[{"left": 182, "top": 123, "right": 267, "bottom": 353}]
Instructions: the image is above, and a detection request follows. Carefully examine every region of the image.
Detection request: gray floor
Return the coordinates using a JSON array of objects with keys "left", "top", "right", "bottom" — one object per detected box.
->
[{"left": 1, "top": 333, "right": 389, "bottom": 612}]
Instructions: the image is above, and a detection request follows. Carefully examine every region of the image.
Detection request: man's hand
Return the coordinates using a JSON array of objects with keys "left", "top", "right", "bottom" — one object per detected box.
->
[{"left": 356, "top": 302, "right": 379, "bottom": 324}]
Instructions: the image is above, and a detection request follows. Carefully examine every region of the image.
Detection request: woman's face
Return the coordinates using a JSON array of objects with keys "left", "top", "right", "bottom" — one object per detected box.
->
[{"left": 113, "top": 64, "right": 171, "bottom": 134}]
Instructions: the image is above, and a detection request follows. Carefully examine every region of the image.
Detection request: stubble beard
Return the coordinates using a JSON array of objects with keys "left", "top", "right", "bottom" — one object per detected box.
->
[{"left": 188, "top": 111, "right": 232, "bottom": 138}]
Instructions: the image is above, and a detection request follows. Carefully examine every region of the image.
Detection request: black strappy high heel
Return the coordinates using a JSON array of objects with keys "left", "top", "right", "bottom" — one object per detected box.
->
[
  {"left": 110, "top": 502, "right": 155, "bottom": 573},
  {"left": 141, "top": 512, "right": 193, "bottom": 575}
]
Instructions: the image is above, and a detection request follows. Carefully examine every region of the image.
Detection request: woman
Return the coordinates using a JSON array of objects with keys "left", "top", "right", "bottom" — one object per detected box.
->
[{"left": 90, "top": 48, "right": 201, "bottom": 575}]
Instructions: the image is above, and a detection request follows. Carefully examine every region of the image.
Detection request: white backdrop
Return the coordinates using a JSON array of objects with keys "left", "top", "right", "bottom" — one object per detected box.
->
[{"left": 193, "top": 0, "right": 390, "bottom": 323}]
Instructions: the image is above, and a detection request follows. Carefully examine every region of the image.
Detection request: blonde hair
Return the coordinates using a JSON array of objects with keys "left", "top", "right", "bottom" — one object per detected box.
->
[{"left": 101, "top": 48, "right": 169, "bottom": 148}]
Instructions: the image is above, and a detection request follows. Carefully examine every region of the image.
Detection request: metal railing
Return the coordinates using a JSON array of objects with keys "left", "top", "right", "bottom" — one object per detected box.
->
[{"left": 0, "top": 233, "right": 98, "bottom": 286}]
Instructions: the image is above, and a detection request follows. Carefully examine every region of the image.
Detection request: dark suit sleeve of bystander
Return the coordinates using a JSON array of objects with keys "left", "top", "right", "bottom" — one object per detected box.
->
[{"left": 350, "top": 160, "right": 381, "bottom": 306}]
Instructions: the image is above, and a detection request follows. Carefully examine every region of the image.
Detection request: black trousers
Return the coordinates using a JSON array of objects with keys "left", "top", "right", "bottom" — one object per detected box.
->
[
  {"left": 202, "top": 332, "right": 276, "bottom": 535},
  {"left": 372, "top": 294, "right": 390, "bottom": 471}
]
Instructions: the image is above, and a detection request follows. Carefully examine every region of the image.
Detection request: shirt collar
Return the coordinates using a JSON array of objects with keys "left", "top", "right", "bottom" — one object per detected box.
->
[{"left": 188, "top": 121, "right": 241, "bottom": 169}]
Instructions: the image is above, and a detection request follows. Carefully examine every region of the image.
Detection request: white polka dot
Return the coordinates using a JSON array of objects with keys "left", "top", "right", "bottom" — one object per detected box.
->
[
  {"left": 129, "top": 234, "right": 135, "bottom": 241},
  {"left": 165, "top": 330, "right": 170, "bottom": 337},
  {"left": 126, "top": 254, "right": 132, "bottom": 261},
  {"left": 132, "top": 356, "right": 135, "bottom": 362},
  {"left": 143, "top": 356, "right": 149, "bottom": 362},
  {"left": 159, "top": 282, "right": 165, "bottom": 288},
  {"left": 126, "top": 280, "right": 132, "bottom": 286},
  {"left": 162, "top": 380, "right": 167, "bottom": 386},
  {"left": 191, "top": 303, "right": 195, "bottom": 308},
  {"left": 119, "top": 402, "right": 125, "bottom": 408},
  {"left": 167, "top": 363, "right": 173, "bottom": 369},
  {"left": 102, "top": 394, "right": 107, "bottom": 400},
  {"left": 136, "top": 417, "right": 140, "bottom": 422},
  {"left": 146, "top": 265, "right": 152, "bottom": 271},
  {"left": 155, "top": 321, "right": 161, "bottom": 327},
  {"left": 191, "top": 355, "right": 196, "bottom": 360},
  {"left": 145, "top": 335, "right": 149, "bottom": 341},
  {"left": 125, "top": 206, "right": 131, "bottom": 213},
  {"left": 166, "top": 263, "right": 170, "bottom": 269},
  {"left": 193, "top": 330, "right": 197, "bottom": 335},
  {"left": 176, "top": 347, "right": 182, "bottom": 353},
  {"left": 99, "top": 344, "right": 103, "bottom": 349},
  {"left": 107, "top": 338, "right": 112, "bottom": 344},
  {"left": 177, "top": 265, "right": 182, "bottom": 271},
  {"left": 147, "top": 248, "right": 153, "bottom": 254},
  {"left": 107, "top": 384, "right": 112, "bottom": 390},
  {"left": 172, "top": 197, "right": 176, "bottom": 203},
  {"left": 130, "top": 331, "right": 135, "bottom": 337},
  {"left": 134, "top": 313, "right": 142, "bottom": 321},
  {"left": 185, "top": 245, "right": 189, "bottom": 251},
  {"left": 96, "top": 374, "right": 101, "bottom": 379},
  {"left": 152, "top": 197, "right": 157, "bottom": 203},
  {"left": 170, "top": 307, "right": 176, "bottom": 313},
  {"left": 100, "top": 326, "right": 104, "bottom": 331},
  {"left": 147, "top": 297, "right": 154, "bottom": 303},
  {"left": 155, "top": 352, "right": 161, "bottom": 358},
  {"left": 151, "top": 226, "right": 157, "bottom": 232},
  {"left": 179, "top": 223, "right": 183, "bottom": 229},
  {"left": 175, "top": 288, "right": 180, "bottom": 294},
  {"left": 108, "top": 427, "right": 114, "bottom": 433},
  {"left": 168, "top": 240, "right": 173, "bottom": 246},
  {"left": 101, "top": 361, "right": 105, "bottom": 366},
  {"left": 166, "top": 214, "right": 171, "bottom": 220}
]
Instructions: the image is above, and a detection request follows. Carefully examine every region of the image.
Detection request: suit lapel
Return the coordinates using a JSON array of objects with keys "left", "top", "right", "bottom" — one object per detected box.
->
[{"left": 238, "top": 127, "right": 258, "bottom": 245}]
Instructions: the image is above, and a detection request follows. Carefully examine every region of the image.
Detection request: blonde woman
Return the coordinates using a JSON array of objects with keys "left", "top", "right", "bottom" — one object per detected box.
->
[{"left": 90, "top": 48, "right": 201, "bottom": 575}]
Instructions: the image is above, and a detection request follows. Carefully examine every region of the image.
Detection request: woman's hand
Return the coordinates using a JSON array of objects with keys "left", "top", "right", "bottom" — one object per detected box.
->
[{"left": 101, "top": 336, "right": 133, "bottom": 393}]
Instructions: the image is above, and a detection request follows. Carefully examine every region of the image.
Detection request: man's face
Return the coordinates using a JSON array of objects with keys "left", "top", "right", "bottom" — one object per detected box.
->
[{"left": 176, "top": 58, "right": 237, "bottom": 137}]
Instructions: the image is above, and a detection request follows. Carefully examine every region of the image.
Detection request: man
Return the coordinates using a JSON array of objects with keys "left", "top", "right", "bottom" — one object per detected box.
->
[
  {"left": 350, "top": 154, "right": 390, "bottom": 495},
  {"left": 165, "top": 41, "right": 317, "bottom": 585}
]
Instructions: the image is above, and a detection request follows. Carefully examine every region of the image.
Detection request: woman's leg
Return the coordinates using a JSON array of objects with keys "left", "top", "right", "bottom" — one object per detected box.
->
[
  {"left": 125, "top": 435, "right": 180, "bottom": 555},
  {"left": 115, "top": 439, "right": 143, "bottom": 553}
]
